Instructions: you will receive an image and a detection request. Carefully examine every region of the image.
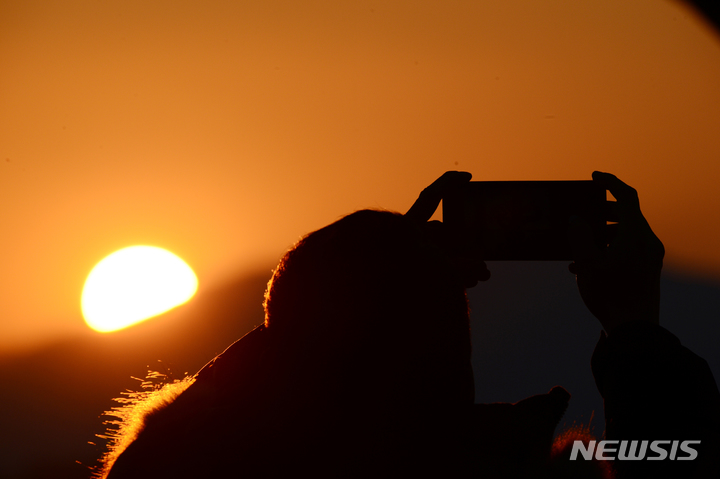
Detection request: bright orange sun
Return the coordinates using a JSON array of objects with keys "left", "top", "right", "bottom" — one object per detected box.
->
[{"left": 81, "top": 245, "right": 198, "bottom": 333}]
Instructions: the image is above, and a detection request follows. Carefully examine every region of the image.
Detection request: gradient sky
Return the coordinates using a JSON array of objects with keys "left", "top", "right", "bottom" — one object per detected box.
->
[{"left": 1, "top": 0, "right": 719, "bottom": 353}]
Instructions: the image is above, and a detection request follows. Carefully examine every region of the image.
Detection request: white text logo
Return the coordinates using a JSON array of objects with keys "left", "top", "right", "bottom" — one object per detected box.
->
[{"left": 570, "top": 440, "right": 700, "bottom": 461}]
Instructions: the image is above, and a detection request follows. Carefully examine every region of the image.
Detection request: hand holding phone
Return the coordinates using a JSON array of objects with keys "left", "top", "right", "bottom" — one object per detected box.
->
[
  {"left": 568, "top": 172, "right": 664, "bottom": 333},
  {"left": 405, "top": 171, "right": 491, "bottom": 287}
]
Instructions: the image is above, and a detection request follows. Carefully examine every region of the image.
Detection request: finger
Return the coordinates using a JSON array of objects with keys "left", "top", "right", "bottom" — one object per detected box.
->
[
  {"left": 468, "top": 258, "right": 491, "bottom": 283},
  {"left": 591, "top": 171, "right": 639, "bottom": 206},
  {"left": 604, "top": 201, "right": 621, "bottom": 223},
  {"left": 450, "top": 257, "right": 491, "bottom": 287},
  {"left": 405, "top": 171, "right": 472, "bottom": 224}
]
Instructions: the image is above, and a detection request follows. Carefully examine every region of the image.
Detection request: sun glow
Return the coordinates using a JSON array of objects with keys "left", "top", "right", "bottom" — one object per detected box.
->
[{"left": 82, "top": 246, "right": 198, "bottom": 333}]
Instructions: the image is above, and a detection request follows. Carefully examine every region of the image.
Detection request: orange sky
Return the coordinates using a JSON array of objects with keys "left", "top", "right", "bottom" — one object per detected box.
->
[{"left": 1, "top": 0, "right": 719, "bottom": 353}]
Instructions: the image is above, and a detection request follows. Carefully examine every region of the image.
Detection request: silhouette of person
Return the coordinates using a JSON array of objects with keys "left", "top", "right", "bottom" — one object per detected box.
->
[
  {"left": 99, "top": 171, "right": 720, "bottom": 479},
  {"left": 567, "top": 172, "right": 720, "bottom": 478}
]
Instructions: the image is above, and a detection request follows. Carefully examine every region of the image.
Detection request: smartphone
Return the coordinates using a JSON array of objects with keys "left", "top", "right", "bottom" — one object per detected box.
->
[{"left": 442, "top": 181, "right": 606, "bottom": 260}]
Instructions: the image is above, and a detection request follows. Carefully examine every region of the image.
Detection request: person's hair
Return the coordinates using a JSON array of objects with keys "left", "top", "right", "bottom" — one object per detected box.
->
[{"left": 263, "top": 209, "right": 469, "bottom": 348}]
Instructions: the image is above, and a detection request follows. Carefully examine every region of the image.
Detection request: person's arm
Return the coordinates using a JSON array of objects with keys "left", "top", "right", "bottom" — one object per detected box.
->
[
  {"left": 571, "top": 172, "right": 720, "bottom": 477},
  {"left": 590, "top": 321, "right": 720, "bottom": 474}
]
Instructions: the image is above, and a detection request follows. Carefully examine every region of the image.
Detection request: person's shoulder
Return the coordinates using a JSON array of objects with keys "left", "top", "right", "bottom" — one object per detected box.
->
[{"left": 194, "top": 324, "right": 271, "bottom": 384}]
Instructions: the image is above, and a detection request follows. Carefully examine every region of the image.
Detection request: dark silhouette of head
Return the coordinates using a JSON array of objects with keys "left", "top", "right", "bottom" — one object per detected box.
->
[{"left": 263, "top": 209, "right": 475, "bottom": 408}]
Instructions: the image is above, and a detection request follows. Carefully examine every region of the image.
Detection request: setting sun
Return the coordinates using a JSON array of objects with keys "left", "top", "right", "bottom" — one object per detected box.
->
[{"left": 81, "top": 246, "right": 198, "bottom": 333}]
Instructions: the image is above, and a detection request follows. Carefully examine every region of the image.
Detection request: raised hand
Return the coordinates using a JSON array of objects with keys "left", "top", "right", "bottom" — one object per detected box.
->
[
  {"left": 406, "top": 171, "right": 490, "bottom": 287},
  {"left": 569, "top": 171, "right": 664, "bottom": 334}
]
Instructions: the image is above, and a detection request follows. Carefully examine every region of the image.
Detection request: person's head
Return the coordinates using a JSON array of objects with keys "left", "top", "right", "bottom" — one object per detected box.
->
[{"left": 263, "top": 209, "right": 475, "bottom": 407}]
